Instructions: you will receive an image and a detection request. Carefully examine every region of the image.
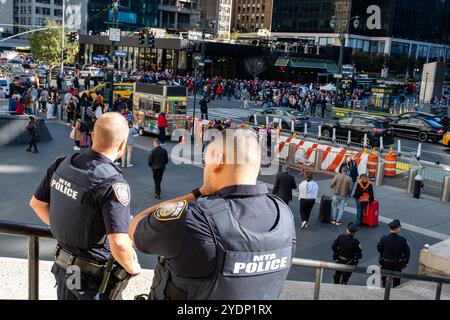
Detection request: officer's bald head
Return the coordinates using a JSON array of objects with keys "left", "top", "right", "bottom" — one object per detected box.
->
[
  {"left": 204, "top": 129, "right": 261, "bottom": 181},
  {"left": 92, "top": 112, "right": 129, "bottom": 152}
]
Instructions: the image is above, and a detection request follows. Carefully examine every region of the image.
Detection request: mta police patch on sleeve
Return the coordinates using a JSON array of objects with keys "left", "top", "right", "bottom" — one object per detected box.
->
[
  {"left": 154, "top": 201, "right": 187, "bottom": 221},
  {"left": 112, "top": 183, "right": 131, "bottom": 207}
]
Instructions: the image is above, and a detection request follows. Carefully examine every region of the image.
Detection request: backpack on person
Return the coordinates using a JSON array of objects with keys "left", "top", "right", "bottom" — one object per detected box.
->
[{"left": 357, "top": 182, "right": 371, "bottom": 204}]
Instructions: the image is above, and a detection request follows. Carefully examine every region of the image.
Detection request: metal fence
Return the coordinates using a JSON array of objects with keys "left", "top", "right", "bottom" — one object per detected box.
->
[{"left": 1, "top": 220, "right": 449, "bottom": 300}]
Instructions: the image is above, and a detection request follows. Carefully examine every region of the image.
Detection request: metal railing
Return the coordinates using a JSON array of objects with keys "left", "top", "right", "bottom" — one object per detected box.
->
[
  {"left": 0, "top": 220, "right": 54, "bottom": 300},
  {"left": 291, "top": 258, "right": 450, "bottom": 300},
  {"left": 1, "top": 220, "right": 449, "bottom": 300}
]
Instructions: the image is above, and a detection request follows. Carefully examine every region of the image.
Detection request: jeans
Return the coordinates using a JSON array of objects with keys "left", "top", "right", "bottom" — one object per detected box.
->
[
  {"left": 158, "top": 126, "right": 166, "bottom": 144},
  {"left": 355, "top": 200, "right": 363, "bottom": 225},
  {"left": 153, "top": 169, "right": 165, "bottom": 196},
  {"left": 331, "top": 195, "right": 346, "bottom": 222}
]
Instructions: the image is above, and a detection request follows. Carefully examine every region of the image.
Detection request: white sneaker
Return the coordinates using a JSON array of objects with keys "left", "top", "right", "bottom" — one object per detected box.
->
[
  {"left": 126, "top": 164, "right": 134, "bottom": 168},
  {"left": 73, "top": 146, "right": 80, "bottom": 151},
  {"left": 301, "top": 221, "right": 307, "bottom": 229},
  {"left": 121, "top": 164, "right": 125, "bottom": 168}
]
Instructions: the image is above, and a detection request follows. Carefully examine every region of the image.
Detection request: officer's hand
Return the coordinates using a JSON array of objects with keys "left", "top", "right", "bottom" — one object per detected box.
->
[
  {"left": 128, "top": 262, "right": 142, "bottom": 276},
  {"left": 199, "top": 184, "right": 215, "bottom": 197}
]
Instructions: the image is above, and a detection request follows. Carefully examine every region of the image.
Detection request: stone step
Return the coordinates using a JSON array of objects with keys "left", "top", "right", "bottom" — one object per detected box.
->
[{"left": 1, "top": 257, "right": 448, "bottom": 300}]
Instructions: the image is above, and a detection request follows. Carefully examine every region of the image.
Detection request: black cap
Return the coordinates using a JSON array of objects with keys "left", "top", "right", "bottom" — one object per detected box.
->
[
  {"left": 388, "top": 219, "right": 401, "bottom": 229},
  {"left": 347, "top": 223, "right": 358, "bottom": 233}
]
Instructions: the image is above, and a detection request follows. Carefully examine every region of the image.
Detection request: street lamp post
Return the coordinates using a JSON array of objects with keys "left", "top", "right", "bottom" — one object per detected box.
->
[{"left": 330, "top": 15, "right": 360, "bottom": 93}]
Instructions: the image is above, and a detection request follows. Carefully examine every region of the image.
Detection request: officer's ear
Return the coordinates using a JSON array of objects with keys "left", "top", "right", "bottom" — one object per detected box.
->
[{"left": 212, "top": 152, "right": 224, "bottom": 172}]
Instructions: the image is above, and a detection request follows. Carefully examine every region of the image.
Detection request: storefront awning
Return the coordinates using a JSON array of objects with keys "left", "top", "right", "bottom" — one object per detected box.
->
[{"left": 274, "top": 58, "right": 338, "bottom": 74}]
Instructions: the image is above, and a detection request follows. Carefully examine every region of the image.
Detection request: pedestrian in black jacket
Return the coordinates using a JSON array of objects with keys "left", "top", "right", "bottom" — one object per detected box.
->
[
  {"left": 272, "top": 165, "right": 297, "bottom": 205},
  {"left": 332, "top": 223, "right": 362, "bottom": 285},
  {"left": 148, "top": 139, "right": 169, "bottom": 199},
  {"left": 26, "top": 116, "right": 39, "bottom": 153},
  {"left": 199, "top": 97, "right": 209, "bottom": 120}
]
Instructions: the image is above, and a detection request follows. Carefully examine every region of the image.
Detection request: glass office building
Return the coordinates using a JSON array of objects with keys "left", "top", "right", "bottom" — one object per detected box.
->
[{"left": 87, "top": 0, "right": 158, "bottom": 34}]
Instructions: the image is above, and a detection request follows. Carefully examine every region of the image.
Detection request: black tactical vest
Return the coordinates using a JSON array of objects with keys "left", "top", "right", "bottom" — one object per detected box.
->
[
  {"left": 152, "top": 194, "right": 295, "bottom": 300},
  {"left": 49, "top": 154, "right": 121, "bottom": 249}
]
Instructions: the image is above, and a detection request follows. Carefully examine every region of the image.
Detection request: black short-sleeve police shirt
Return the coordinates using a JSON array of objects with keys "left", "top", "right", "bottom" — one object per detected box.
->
[
  {"left": 134, "top": 184, "right": 297, "bottom": 278},
  {"left": 34, "top": 149, "right": 131, "bottom": 262}
]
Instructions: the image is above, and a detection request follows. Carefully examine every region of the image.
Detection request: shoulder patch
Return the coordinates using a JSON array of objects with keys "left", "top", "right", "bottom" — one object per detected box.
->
[
  {"left": 112, "top": 183, "right": 131, "bottom": 207},
  {"left": 154, "top": 201, "right": 187, "bottom": 222}
]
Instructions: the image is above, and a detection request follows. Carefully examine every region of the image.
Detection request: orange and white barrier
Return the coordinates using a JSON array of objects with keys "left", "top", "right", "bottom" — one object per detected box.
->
[{"left": 275, "top": 135, "right": 369, "bottom": 174}]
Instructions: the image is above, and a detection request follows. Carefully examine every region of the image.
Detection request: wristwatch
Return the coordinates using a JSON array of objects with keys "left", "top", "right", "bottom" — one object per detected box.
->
[{"left": 191, "top": 187, "right": 202, "bottom": 199}]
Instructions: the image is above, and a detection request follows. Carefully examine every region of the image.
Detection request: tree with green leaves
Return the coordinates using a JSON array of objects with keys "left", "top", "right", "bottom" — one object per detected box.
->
[{"left": 29, "top": 20, "right": 79, "bottom": 70}]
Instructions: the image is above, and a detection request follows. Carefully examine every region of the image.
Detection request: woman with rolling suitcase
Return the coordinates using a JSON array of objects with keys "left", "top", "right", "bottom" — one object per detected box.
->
[{"left": 353, "top": 174, "right": 374, "bottom": 225}]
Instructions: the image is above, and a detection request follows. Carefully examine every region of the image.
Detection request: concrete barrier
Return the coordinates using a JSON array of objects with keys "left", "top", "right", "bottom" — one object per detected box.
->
[
  {"left": 419, "top": 239, "right": 450, "bottom": 277},
  {"left": 0, "top": 115, "right": 52, "bottom": 146}
]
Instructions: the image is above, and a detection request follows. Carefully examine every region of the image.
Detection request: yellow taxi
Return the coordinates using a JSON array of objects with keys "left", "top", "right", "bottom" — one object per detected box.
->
[
  {"left": 80, "top": 82, "right": 135, "bottom": 100},
  {"left": 443, "top": 132, "right": 450, "bottom": 147}
]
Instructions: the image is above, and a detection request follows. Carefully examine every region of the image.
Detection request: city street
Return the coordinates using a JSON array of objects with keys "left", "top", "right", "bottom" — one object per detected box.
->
[
  {"left": 187, "top": 96, "right": 450, "bottom": 166},
  {"left": 0, "top": 121, "right": 447, "bottom": 286}
]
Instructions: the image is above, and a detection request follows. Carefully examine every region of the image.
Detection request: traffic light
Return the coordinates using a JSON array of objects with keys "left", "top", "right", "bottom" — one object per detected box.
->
[
  {"left": 69, "top": 32, "right": 78, "bottom": 43},
  {"left": 147, "top": 31, "right": 155, "bottom": 48},
  {"left": 139, "top": 30, "right": 146, "bottom": 45},
  {"left": 63, "top": 49, "right": 68, "bottom": 61}
]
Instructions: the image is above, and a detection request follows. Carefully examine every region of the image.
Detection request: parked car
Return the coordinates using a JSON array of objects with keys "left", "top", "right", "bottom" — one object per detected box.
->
[
  {"left": 388, "top": 112, "right": 443, "bottom": 125},
  {"left": 10, "top": 73, "right": 36, "bottom": 86},
  {"left": 390, "top": 117, "right": 446, "bottom": 142},
  {"left": 0, "top": 78, "right": 10, "bottom": 97},
  {"left": 321, "top": 115, "right": 395, "bottom": 146},
  {"left": 248, "top": 107, "right": 311, "bottom": 131},
  {"left": 80, "top": 66, "right": 105, "bottom": 79}
]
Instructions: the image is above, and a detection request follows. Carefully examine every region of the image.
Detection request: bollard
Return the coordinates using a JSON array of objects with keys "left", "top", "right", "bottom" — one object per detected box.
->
[
  {"left": 304, "top": 123, "right": 308, "bottom": 134},
  {"left": 347, "top": 131, "right": 351, "bottom": 145},
  {"left": 440, "top": 176, "right": 450, "bottom": 202},
  {"left": 288, "top": 143, "right": 297, "bottom": 166},
  {"left": 379, "top": 136, "right": 384, "bottom": 151},
  {"left": 363, "top": 134, "right": 368, "bottom": 148},
  {"left": 314, "top": 149, "right": 324, "bottom": 170},
  {"left": 417, "top": 143, "right": 422, "bottom": 160},
  {"left": 407, "top": 169, "right": 418, "bottom": 194},
  {"left": 332, "top": 128, "right": 336, "bottom": 142},
  {"left": 397, "top": 139, "right": 402, "bottom": 156},
  {"left": 266, "top": 116, "right": 269, "bottom": 128},
  {"left": 278, "top": 118, "right": 282, "bottom": 129},
  {"left": 375, "top": 161, "right": 385, "bottom": 186},
  {"left": 291, "top": 120, "right": 295, "bottom": 133},
  {"left": 318, "top": 125, "right": 322, "bottom": 138},
  {"left": 253, "top": 114, "right": 258, "bottom": 126}
]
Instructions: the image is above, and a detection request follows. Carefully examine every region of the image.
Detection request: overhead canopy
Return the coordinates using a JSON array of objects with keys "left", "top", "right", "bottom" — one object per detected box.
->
[
  {"left": 320, "top": 83, "right": 337, "bottom": 91},
  {"left": 274, "top": 58, "right": 338, "bottom": 74}
]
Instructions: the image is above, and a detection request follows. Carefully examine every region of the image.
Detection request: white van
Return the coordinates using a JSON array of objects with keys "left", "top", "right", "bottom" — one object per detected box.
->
[
  {"left": 0, "top": 78, "right": 10, "bottom": 97},
  {"left": 80, "top": 66, "right": 105, "bottom": 79}
]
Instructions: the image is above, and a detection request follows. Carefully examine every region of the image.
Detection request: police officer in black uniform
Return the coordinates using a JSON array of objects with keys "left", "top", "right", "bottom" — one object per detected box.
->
[
  {"left": 129, "top": 128, "right": 297, "bottom": 300},
  {"left": 331, "top": 223, "right": 362, "bottom": 285},
  {"left": 30, "top": 112, "right": 141, "bottom": 300},
  {"left": 377, "top": 219, "right": 410, "bottom": 288}
]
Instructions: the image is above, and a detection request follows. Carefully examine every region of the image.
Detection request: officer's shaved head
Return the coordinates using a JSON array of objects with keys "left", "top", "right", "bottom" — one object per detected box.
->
[
  {"left": 204, "top": 129, "right": 261, "bottom": 190},
  {"left": 92, "top": 112, "right": 129, "bottom": 152}
]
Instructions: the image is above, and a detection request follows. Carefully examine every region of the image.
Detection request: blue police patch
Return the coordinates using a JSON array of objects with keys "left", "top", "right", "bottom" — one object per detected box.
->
[{"left": 154, "top": 201, "right": 187, "bottom": 221}]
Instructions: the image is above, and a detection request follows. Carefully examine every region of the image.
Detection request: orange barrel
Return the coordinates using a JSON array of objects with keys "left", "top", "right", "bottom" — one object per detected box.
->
[
  {"left": 367, "top": 153, "right": 379, "bottom": 179},
  {"left": 384, "top": 152, "right": 397, "bottom": 177}
]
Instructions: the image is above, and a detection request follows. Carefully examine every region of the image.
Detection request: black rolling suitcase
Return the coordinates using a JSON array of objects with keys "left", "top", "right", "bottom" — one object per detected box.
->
[{"left": 319, "top": 195, "right": 332, "bottom": 223}]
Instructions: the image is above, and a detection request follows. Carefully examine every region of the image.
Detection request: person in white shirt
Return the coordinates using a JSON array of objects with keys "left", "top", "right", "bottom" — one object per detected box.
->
[
  {"left": 298, "top": 172, "right": 319, "bottom": 229},
  {"left": 0, "top": 87, "right": 5, "bottom": 99}
]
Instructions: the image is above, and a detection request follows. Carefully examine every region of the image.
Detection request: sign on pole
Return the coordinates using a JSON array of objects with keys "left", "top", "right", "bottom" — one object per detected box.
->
[
  {"left": 109, "top": 28, "right": 121, "bottom": 42},
  {"left": 188, "top": 31, "right": 203, "bottom": 41},
  {"left": 333, "top": 74, "right": 343, "bottom": 79},
  {"left": 114, "top": 50, "right": 127, "bottom": 57}
]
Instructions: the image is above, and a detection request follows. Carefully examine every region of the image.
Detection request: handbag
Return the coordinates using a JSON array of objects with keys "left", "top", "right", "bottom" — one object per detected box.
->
[{"left": 69, "top": 128, "right": 75, "bottom": 140}]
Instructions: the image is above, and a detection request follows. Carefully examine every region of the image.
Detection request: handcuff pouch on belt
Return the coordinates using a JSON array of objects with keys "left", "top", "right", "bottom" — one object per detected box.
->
[{"left": 149, "top": 256, "right": 187, "bottom": 300}]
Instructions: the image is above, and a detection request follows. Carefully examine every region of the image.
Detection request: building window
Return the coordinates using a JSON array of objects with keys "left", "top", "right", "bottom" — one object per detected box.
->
[
  {"left": 391, "top": 41, "right": 410, "bottom": 56},
  {"left": 54, "top": 9, "right": 62, "bottom": 17},
  {"left": 36, "top": 7, "right": 51, "bottom": 15}
]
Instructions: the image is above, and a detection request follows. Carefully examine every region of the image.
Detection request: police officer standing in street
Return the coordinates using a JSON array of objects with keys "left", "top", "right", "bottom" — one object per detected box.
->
[
  {"left": 129, "top": 128, "right": 297, "bottom": 300},
  {"left": 331, "top": 223, "right": 362, "bottom": 285},
  {"left": 377, "top": 219, "right": 410, "bottom": 288},
  {"left": 30, "top": 112, "right": 141, "bottom": 300}
]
